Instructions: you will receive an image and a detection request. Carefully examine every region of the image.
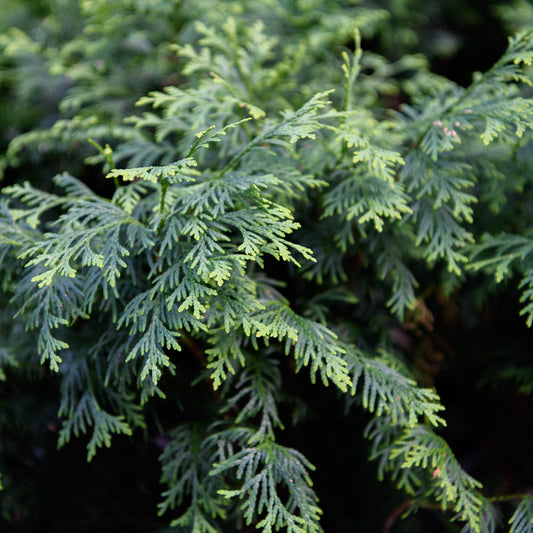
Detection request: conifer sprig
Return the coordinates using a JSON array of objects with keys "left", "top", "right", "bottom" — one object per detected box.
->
[
  {"left": 2, "top": 3, "right": 533, "bottom": 532},
  {"left": 508, "top": 496, "right": 533, "bottom": 533}
]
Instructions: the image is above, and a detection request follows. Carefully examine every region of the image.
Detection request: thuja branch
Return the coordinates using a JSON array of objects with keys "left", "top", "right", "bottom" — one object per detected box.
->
[{"left": 218, "top": 91, "right": 332, "bottom": 179}]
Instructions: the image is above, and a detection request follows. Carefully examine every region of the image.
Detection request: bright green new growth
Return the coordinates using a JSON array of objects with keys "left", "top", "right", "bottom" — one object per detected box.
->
[{"left": 2, "top": 2, "right": 533, "bottom": 531}]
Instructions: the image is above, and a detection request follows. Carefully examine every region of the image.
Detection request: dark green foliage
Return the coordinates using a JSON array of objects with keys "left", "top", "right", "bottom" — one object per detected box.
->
[{"left": 1, "top": 1, "right": 533, "bottom": 532}]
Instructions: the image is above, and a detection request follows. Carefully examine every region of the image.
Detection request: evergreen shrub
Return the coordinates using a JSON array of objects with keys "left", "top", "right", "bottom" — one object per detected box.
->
[{"left": 1, "top": 1, "right": 533, "bottom": 531}]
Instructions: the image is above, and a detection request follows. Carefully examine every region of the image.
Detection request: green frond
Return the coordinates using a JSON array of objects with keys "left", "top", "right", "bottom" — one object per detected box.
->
[
  {"left": 272, "top": 91, "right": 333, "bottom": 144},
  {"left": 414, "top": 202, "right": 473, "bottom": 275},
  {"left": 22, "top": 213, "right": 131, "bottom": 289},
  {"left": 468, "top": 233, "right": 533, "bottom": 282},
  {"left": 497, "top": 30, "right": 533, "bottom": 79},
  {"left": 111, "top": 180, "right": 153, "bottom": 215},
  {"left": 509, "top": 496, "right": 533, "bottom": 533},
  {"left": 342, "top": 129, "right": 405, "bottom": 185},
  {"left": 468, "top": 234, "right": 533, "bottom": 325},
  {"left": 118, "top": 292, "right": 182, "bottom": 385},
  {"left": 346, "top": 347, "right": 445, "bottom": 427},
  {"left": 389, "top": 425, "right": 484, "bottom": 531},
  {"left": 58, "top": 393, "right": 133, "bottom": 461},
  {"left": 322, "top": 172, "right": 412, "bottom": 232},
  {"left": 107, "top": 157, "right": 198, "bottom": 184},
  {"left": 158, "top": 423, "right": 227, "bottom": 532},
  {"left": 244, "top": 301, "right": 351, "bottom": 392},
  {"left": 205, "top": 330, "right": 246, "bottom": 389},
  {"left": 519, "top": 268, "right": 533, "bottom": 327},
  {"left": 224, "top": 353, "right": 284, "bottom": 441},
  {"left": 11, "top": 270, "right": 86, "bottom": 372},
  {"left": 375, "top": 237, "right": 419, "bottom": 318},
  {"left": 212, "top": 432, "right": 322, "bottom": 533},
  {"left": 459, "top": 499, "right": 499, "bottom": 533}
]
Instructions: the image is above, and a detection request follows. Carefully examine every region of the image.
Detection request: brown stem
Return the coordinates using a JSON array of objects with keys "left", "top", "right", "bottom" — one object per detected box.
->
[
  {"left": 382, "top": 500, "right": 444, "bottom": 533},
  {"left": 382, "top": 499, "right": 413, "bottom": 533}
]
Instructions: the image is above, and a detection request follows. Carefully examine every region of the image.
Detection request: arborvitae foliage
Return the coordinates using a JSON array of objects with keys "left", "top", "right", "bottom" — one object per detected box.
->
[{"left": 1, "top": 1, "right": 533, "bottom": 531}]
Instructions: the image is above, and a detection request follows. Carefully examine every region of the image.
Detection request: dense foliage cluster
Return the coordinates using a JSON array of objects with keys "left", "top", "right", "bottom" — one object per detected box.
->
[{"left": 1, "top": 1, "right": 533, "bottom": 531}]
